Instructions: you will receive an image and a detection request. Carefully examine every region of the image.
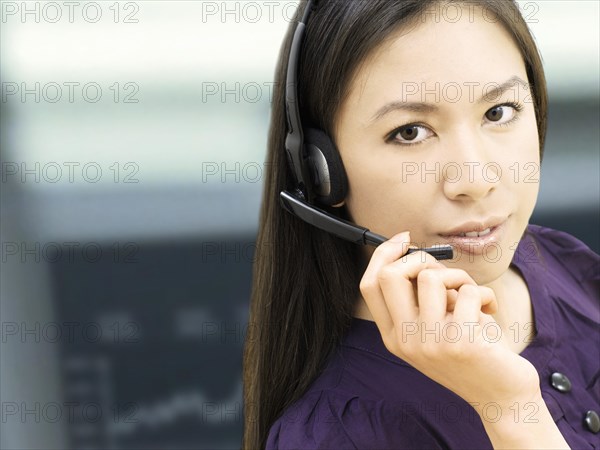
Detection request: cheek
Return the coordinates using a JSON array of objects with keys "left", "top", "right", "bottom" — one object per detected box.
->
[
  {"left": 518, "top": 106, "right": 541, "bottom": 158},
  {"left": 343, "top": 153, "right": 439, "bottom": 235},
  {"left": 343, "top": 159, "right": 391, "bottom": 225},
  {"left": 506, "top": 111, "right": 541, "bottom": 193}
]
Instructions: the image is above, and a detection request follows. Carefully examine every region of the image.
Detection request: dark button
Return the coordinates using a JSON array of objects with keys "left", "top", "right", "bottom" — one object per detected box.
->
[
  {"left": 550, "top": 372, "right": 572, "bottom": 393},
  {"left": 585, "top": 410, "right": 600, "bottom": 433}
]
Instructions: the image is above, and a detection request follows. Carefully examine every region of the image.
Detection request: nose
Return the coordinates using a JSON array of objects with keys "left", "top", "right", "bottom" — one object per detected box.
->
[{"left": 441, "top": 131, "right": 498, "bottom": 202}]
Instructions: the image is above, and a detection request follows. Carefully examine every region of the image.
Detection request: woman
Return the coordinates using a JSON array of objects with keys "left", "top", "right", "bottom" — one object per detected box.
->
[{"left": 243, "top": 1, "right": 599, "bottom": 448}]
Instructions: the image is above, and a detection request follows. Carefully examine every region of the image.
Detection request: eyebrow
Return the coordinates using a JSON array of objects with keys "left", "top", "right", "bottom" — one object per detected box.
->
[{"left": 370, "top": 76, "right": 529, "bottom": 123}]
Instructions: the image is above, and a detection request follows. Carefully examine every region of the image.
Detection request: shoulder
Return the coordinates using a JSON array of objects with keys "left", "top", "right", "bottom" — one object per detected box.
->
[
  {"left": 265, "top": 339, "right": 445, "bottom": 450},
  {"left": 265, "top": 389, "right": 441, "bottom": 450},
  {"left": 265, "top": 318, "right": 495, "bottom": 449},
  {"left": 525, "top": 224, "right": 598, "bottom": 261},
  {"left": 523, "top": 224, "right": 598, "bottom": 282},
  {"left": 518, "top": 224, "right": 599, "bottom": 319}
]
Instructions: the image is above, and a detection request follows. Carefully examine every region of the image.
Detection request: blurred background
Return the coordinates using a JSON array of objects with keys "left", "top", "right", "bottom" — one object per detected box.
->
[{"left": 0, "top": 1, "right": 598, "bottom": 449}]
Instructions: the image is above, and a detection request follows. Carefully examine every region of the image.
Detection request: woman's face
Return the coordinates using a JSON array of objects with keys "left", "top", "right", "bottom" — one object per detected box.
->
[{"left": 334, "top": 6, "right": 540, "bottom": 284}]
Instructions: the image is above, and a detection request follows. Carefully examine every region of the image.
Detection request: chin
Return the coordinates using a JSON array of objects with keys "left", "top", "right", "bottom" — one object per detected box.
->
[{"left": 448, "top": 255, "right": 511, "bottom": 286}]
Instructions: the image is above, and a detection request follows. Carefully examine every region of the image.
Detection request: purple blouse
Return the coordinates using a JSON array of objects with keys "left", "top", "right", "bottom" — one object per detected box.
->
[{"left": 266, "top": 225, "right": 600, "bottom": 449}]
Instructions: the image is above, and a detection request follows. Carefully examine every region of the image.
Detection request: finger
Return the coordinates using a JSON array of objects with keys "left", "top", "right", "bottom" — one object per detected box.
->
[
  {"left": 359, "top": 231, "right": 412, "bottom": 331},
  {"left": 376, "top": 251, "right": 441, "bottom": 325},
  {"left": 446, "top": 286, "right": 497, "bottom": 315},
  {"left": 453, "top": 284, "right": 485, "bottom": 325},
  {"left": 416, "top": 268, "right": 477, "bottom": 323},
  {"left": 478, "top": 286, "right": 498, "bottom": 315},
  {"left": 446, "top": 289, "right": 459, "bottom": 311}
]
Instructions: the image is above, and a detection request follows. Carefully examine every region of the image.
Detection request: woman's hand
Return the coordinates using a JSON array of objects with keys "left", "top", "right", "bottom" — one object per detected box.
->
[{"left": 359, "top": 231, "right": 541, "bottom": 414}]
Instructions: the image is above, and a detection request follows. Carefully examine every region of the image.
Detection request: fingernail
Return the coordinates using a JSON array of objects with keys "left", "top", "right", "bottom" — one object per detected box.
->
[{"left": 390, "top": 231, "right": 410, "bottom": 242}]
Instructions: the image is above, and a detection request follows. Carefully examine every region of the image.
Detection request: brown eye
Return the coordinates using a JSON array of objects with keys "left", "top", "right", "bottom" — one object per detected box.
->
[
  {"left": 400, "top": 126, "right": 419, "bottom": 141},
  {"left": 483, "top": 103, "right": 522, "bottom": 126},
  {"left": 485, "top": 106, "right": 504, "bottom": 122},
  {"left": 389, "top": 124, "right": 433, "bottom": 146}
]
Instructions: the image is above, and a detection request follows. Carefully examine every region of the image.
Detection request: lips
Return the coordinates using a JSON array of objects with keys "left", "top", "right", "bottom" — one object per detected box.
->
[
  {"left": 439, "top": 217, "right": 507, "bottom": 237},
  {"left": 455, "top": 228, "right": 492, "bottom": 238},
  {"left": 437, "top": 217, "right": 509, "bottom": 256}
]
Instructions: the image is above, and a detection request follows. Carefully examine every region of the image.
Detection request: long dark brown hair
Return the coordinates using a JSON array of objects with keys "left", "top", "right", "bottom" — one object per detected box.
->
[{"left": 243, "top": 1, "right": 548, "bottom": 448}]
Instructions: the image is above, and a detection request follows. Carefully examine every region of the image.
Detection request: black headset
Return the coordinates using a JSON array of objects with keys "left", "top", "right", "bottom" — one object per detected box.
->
[{"left": 278, "top": 0, "right": 453, "bottom": 259}]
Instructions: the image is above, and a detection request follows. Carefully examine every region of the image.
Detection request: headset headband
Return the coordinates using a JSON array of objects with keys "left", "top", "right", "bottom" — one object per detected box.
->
[{"left": 284, "top": 0, "right": 317, "bottom": 202}]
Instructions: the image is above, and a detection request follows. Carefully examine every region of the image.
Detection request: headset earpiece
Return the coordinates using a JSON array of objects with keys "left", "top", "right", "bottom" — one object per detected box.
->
[
  {"left": 283, "top": 0, "right": 347, "bottom": 207},
  {"left": 304, "top": 127, "right": 348, "bottom": 206}
]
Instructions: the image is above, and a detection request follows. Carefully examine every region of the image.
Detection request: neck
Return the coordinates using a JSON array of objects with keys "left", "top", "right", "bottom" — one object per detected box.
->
[{"left": 485, "top": 265, "right": 534, "bottom": 351}]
